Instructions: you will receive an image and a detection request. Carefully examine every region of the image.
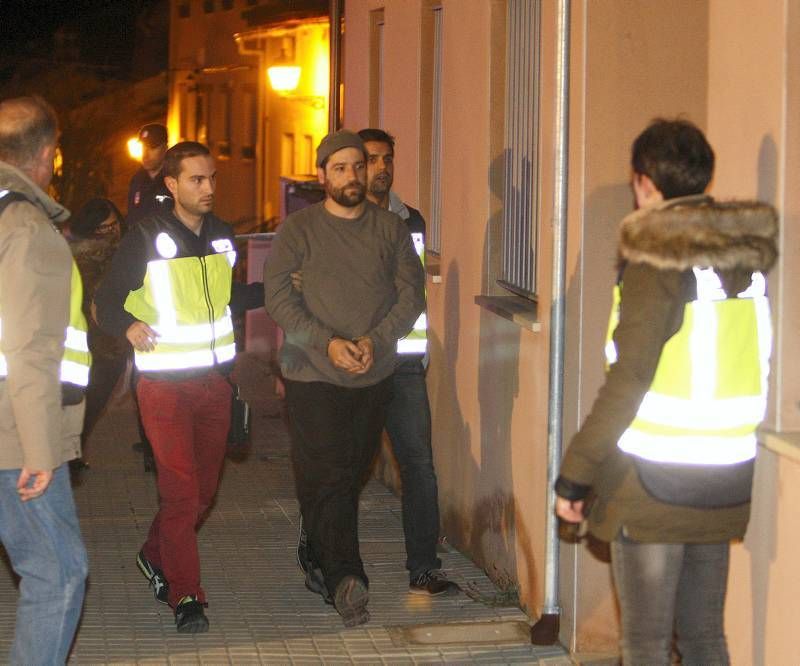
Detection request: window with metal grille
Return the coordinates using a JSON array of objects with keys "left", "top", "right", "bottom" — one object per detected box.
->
[
  {"left": 500, "top": 0, "right": 540, "bottom": 298},
  {"left": 428, "top": 5, "right": 444, "bottom": 254}
]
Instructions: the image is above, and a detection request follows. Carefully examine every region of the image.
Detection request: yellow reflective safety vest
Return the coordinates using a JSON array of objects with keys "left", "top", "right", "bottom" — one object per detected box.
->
[
  {"left": 0, "top": 189, "right": 90, "bottom": 393},
  {"left": 0, "top": 262, "right": 91, "bottom": 390},
  {"left": 606, "top": 267, "right": 771, "bottom": 505},
  {"left": 124, "top": 231, "right": 236, "bottom": 372},
  {"left": 396, "top": 231, "right": 428, "bottom": 355}
]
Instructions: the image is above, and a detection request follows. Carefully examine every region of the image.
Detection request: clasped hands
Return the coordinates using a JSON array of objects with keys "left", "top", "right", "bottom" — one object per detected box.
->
[{"left": 327, "top": 335, "right": 374, "bottom": 374}]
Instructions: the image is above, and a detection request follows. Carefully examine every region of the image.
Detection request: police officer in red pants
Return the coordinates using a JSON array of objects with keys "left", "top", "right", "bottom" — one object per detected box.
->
[{"left": 96, "top": 141, "right": 261, "bottom": 633}]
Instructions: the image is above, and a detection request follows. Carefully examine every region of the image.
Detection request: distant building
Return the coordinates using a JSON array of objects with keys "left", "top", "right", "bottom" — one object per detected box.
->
[{"left": 168, "top": 0, "right": 330, "bottom": 231}]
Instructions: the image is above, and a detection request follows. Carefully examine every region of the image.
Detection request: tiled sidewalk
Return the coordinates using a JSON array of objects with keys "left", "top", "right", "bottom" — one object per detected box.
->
[{"left": 0, "top": 353, "right": 570, "bottom": 665}]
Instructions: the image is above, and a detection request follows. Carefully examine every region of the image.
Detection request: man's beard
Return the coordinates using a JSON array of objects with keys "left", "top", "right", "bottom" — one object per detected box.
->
[
  {"left": 368, "top": 171, "right": 392, "bottom": 197},
  {"left": 327, "top": 180, "right": 366, "bottom": 207}
]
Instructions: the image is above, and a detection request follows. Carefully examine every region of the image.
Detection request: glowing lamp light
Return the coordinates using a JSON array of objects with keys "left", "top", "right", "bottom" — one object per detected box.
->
[
  {"left": 127, "top": 137, "right": 143, "bottom": 160},
  {"left": 267, "top": 65, "right": 301, "bottom": 93}
]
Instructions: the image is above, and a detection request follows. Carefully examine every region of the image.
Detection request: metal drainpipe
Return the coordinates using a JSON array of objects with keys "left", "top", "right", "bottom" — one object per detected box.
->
[
  {"left": 531, "top": 0, "right": 570, "bottom": 646},
  {"left": 328, "top": 0, "right": 343, "bottom": 132},
  {"left": 235, "top": 36, "right": 266, "bottom": 226}
]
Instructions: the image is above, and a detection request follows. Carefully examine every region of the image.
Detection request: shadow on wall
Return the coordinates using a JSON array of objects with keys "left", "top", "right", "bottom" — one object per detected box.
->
[
  {"left": 438, "top": 147, "right": 536, "bottom": 610},
  {"left": 558, "top": 180, "right": 631, "bottom": 648},
  {"left": 745, "top": 450, "right": 778, "bottom": 666},
  {"left": 429, "top": 260, "right": 471, "bottom": 546},
  {"left": 745, "top": 132, "right": 779, "bottom": 666},
  {"left": 757, "top": 134, "right": 777, "bottom": 204}
]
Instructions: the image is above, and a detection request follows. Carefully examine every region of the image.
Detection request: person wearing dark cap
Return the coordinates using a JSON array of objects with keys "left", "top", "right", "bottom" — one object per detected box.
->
[
  {"left": 127, "top": 123, "right": 170, "bottom": 470},
  {"left": 264, "top": 130, "right": 426, "bottom": 628},
  {"left": 127, "top": 123, "right": 170, "bottom": 227}
]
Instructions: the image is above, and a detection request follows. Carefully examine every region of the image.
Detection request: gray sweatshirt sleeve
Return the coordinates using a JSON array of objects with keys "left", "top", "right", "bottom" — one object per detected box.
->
[
  {"left": 263, "top": 221, "right": 335, "bottom": 352},
  {"left": 364, "top": 225, "right": 426, "bottom": 355}
]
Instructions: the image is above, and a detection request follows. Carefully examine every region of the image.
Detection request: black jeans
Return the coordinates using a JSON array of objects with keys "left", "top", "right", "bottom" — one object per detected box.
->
[
  {"left": 81, "top": 353, "right": 128, "bottom": 449},
  {"left": 611, "top": 536, "right": 731, "bottom": 666},
  {"left": 385, "top": 356, "right": 442, "bottom": 579},
  {"left": 284, "top": 376, "right": 392, "bottom": 595}
]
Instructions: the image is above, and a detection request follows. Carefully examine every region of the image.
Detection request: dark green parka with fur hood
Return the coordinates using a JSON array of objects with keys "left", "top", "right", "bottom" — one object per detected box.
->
[{"left": 557, "top": 195, "right": 778, "bottom": 543}]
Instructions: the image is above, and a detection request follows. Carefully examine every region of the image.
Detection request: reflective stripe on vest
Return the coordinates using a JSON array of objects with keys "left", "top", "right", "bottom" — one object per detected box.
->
[
  {"left": 607, "top": 267, "right": 771, "bottom": 466},
  {"left": 0, "top": 261, "right": 91, "bottom": 386},
  {"left": 397, "top": 231, "right": 428, "bottom": 355},
  {"left": 61, "top": 261, "right": 91, "bottom": 386},
  {"left": 124, "top": 232, "right": 236, "bottom": 373}
]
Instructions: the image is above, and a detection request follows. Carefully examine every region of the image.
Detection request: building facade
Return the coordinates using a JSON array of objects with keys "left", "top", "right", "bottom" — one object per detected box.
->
[
  {"left": 168, "top": 0, "right": 329, "bottom": 231},
  {"left": 342, "top": 0, "right": 800, "bottom": 662}
]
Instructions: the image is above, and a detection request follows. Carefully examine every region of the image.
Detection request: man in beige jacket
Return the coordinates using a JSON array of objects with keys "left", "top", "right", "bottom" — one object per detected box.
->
[{"left": 0, "top": 96, "right": 88, "bottom": 665}]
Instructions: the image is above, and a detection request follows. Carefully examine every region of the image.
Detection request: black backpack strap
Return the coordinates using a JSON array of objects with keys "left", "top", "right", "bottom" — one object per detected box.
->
[{"left": 0, "top": 190, "right": 34, "bottom": 218}]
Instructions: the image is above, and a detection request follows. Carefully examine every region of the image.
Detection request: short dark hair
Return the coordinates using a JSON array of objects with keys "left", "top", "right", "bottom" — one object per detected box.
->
[
  {"left": 70, "top": 197, "right": 122, "bottom": 239},
  {"left": 0, "top": 96, "right": 59, "bottom": 168},
  {"left": 163, "top": 141, "right": 211, "bottom": 179},
  {"left": 631, "top": 119, "right": 714, "bottom": 199},
  {"left": 357, "top": 128, "right": 395, "bottom": 152}
]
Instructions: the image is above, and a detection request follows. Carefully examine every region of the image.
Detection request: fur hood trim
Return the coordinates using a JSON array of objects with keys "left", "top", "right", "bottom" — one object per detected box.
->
[{"left": 619, "top": 195, "right": 779, "bottom": 273}]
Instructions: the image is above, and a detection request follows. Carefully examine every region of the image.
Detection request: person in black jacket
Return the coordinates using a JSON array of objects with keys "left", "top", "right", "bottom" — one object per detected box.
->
[
  {"left": 96, "top": 142, "right": 261, "bottom": 633},
  {"left": 67, "top": 198, "right": 127, "bottom": 469},
  {"left": 127, "top": 123, "right": 171, "bottom": 227},
  {"left": 126, "top": 123, "right": 171, "bottom": 470}
]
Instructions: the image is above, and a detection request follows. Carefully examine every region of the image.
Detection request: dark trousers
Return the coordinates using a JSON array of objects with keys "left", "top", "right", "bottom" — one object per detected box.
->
[
  {"left": 137, "top": 372, "right": 232, "bottom": 607},
  {"left": 130, "top": 365, "right": 153, "bottom": 458},
  {"left": 284, "top": 376, "right": 392, "bottom": 595},
  {"left": 611, "top": 536, "right": 731, "bottom": 666},
  {"left": 81, "top": 353, "right": 128, "bottom": 450},
  {"left": 385, "top": 356, "right": 442, "bottom": 578}
]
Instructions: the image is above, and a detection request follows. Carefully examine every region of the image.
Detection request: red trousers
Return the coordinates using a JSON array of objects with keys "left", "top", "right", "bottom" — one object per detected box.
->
[{"left": 137, "top": 372, "right": 231, "bottom": 607}]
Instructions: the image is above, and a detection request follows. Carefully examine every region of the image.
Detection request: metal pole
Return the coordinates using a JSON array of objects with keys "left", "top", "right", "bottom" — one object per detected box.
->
[
  {"left": 531, "top": 0, "right": 570, "bottom": 646},
  {"left": 234, "top": 36, "right": 266, "bottom": 227},
  {"left": 328, "top": 0, "right": 343, "bottom": 132}
]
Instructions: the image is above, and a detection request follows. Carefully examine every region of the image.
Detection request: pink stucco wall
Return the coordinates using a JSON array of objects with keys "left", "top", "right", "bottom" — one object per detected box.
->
[{"left": 343, "top": 0, "right": 800, "bottom": 659}]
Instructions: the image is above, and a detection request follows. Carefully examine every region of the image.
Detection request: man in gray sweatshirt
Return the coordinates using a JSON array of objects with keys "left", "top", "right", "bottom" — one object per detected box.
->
[{"left": 264, "top": 130, "right": 425, "bottom": 628}]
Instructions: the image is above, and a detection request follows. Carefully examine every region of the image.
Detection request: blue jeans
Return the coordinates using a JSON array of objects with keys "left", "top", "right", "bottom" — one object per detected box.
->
[
  {"left": 0, "top": 464, "right": 88, "bottom": 665},
  {"left": 385, "top": 356, "right": 442, "bottom": 579},
  {"left": 611, "top": 536, "right": 730, "bottom": 666}
]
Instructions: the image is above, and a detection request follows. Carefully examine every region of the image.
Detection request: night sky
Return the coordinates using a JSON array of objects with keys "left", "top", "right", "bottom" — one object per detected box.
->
[{"left": 0, "top": 0, "right": 163, "bottom": 77}]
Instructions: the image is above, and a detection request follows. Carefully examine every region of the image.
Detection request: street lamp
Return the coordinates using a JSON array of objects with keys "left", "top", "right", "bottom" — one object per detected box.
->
[
  {"left": 127, "top": 137, "right": 143, "bottom": 161},
  {"left": 267, "top": 65, "right": 301, "bottom": 93},
  {"left": 267, "top": 65, "right": 325, "bottom": 109}
]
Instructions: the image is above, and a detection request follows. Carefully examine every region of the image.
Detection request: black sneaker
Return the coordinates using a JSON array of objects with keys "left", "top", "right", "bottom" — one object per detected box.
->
[
  {"left": 333, "top": 575, "right": 370, "bottom": 628},
  {"left": 296, "top": 517, "right": 310, "bottom": 574},
  {"left": 409, "top": 569, "right": 461, "bottom": 596},
  {"left": 174, "top": 595, "right": 209, "bottom": 634},
  {"left": 305, "top": 566, "right": 334, "bottom": 605},
  {"left": 136, "top": 550, "right": 169, "bottom": 604}
]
